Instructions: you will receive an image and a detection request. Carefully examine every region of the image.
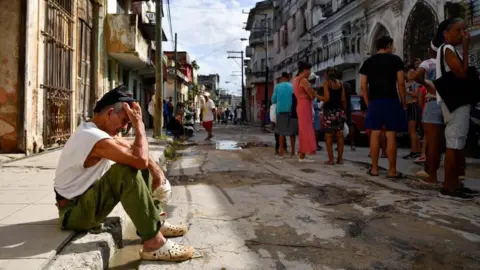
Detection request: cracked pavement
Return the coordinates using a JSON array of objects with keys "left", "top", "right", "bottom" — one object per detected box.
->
[{"left": 109, "top": 125, "right": 480, "bottom": 270}]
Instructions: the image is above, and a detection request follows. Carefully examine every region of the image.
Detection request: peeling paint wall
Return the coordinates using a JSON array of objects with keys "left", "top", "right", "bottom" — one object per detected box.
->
[{"left": 0, "top": 0, "right": 21, "bottom": 152}]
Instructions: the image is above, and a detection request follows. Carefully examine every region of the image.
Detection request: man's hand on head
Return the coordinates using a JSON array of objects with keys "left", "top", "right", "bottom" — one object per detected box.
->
[{"left": 123, "top": 102, "right": 143, "bottom": 128}]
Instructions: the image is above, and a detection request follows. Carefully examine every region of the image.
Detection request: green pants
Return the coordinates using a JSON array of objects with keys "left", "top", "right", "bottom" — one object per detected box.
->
[{"left": 58, "top": 163, "right": 163, "bottom": 241}]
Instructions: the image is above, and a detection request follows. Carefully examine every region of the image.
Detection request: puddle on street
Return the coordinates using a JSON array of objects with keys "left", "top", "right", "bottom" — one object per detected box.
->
[{"left": 215, "top": 140, "right": 242, "bottom": 150}]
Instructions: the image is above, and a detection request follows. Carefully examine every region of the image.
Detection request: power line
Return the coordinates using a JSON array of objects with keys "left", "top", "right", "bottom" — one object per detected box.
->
[
  {"left": 166, "top": 4, "right": 252, "bottom": 10},
  {"left": 193, "top": 38, "right": 242, "bottom": 61},
  {"left": 166, "top": 0, "right": 174, "bottom": 48},
  {"left": 232, "top": 58, "right": 241, "bottom": 68}
]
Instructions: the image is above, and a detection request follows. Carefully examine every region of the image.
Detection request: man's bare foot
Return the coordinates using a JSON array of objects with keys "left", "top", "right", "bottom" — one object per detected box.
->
[
  {"left": 143, "top": 232, "right": 167, "bottom": 252},
  {"left": 324, "top": 160, "right": 335, "bottom": 165},
  {"left": 336, "top": 158, "right": 344, "bottom": 165}
]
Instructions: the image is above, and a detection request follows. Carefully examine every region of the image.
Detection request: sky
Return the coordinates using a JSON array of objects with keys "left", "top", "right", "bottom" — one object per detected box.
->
[{"left": 162, "top": 0, "right": 258, "bottom": 96}]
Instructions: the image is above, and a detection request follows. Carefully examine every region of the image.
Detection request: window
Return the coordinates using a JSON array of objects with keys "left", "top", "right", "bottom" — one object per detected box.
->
[
  {"left": 261, "top": 59, "right": 266, "bottom": 70},
  {"left": 117, "top": 0, "right": 127, "bottom": 14},
  {"left": 277, "top": 33, "right": 281, "bottom": 53},
  {"left": 302, "top": 6, "right": 307, "bottom": 34},
  {"left": 282, "top": 25, "right": 289, "bottom": 47},
  {"left": 292, "top": 14, "right": 296, "bottom": 30}
]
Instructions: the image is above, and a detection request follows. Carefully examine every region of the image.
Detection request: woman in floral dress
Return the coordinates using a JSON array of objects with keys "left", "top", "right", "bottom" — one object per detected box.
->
[{"left": 321, "top": 67, "right": 347, "bottom": 165}]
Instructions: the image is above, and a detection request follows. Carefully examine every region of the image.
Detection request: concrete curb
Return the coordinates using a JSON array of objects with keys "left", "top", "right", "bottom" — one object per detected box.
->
[{"left": 45, "top": 146, "right": 167, "bottom": 270}]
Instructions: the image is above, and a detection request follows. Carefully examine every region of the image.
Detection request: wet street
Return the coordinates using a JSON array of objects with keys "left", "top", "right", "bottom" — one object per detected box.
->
[{"left": 110, "top": 125, "right": 480, "bottom": 270}]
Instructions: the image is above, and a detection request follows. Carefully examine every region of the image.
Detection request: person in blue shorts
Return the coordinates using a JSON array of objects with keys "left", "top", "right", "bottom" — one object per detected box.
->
[{"left": 360, "top": 35, "right": 408, "bottom": 178}]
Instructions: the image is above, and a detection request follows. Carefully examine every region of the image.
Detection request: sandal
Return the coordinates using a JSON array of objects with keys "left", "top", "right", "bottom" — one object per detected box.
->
[
  {"left": 139, "top": 240, "right": 195, "bottom": 261},
  {"left": 413, "top": 156, "right": 426, "bottom": 164},
  {"left": 324, "top": 160, "right": 335, "bottom": 165},
  {"left": 367, "top": 168, "right": 379, "bottom": 177},
  {"left": 160, "top": 221, "right": 188, "bottom": 237},
  {"left": 387, "top": 172, "right": 404, "bottom": 179}
]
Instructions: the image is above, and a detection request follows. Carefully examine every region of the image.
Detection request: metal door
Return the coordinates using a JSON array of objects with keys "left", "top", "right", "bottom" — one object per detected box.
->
[
  {"left": 403, "top": 1, "right": 437, "bottom": 64},
  {"left": 77, "top": 20, "right": 92, "bottom": 123},
  {"left": 42, "top": 0, "right": 75, "bottom": 147}
]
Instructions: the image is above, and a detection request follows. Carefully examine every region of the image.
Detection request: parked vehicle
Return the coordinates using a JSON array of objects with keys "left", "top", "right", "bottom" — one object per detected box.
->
[{"left": 350, "top": 95, "right": 367, "bottom": 139}]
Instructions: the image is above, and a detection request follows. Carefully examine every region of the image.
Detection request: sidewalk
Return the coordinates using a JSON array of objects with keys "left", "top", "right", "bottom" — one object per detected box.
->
[
  {"left": 0, "top": 139, "right": 167, "bottom": 269},
  {"left": 315, "top": 143, "right": 480, "bottom": 190},
  {"left": 0, "top": 149, "right": 70, "bottom": 269}
]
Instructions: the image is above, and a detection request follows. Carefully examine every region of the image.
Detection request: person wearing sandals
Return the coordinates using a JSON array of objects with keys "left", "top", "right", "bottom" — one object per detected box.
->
[
  {"left": 409, "top": 45, "right": 444, "bottom": 184},
  {"left": 403, "top": 65, "right": 422, "bottom": 160},
  {"left": 272, "top": 72, "right": 297, "bottom": 159},
  {"left": 53, "top": 86, "right": 194, "bottom": 262},
  {"left": 360, "top": 35, "right": 408, "bottom": 178},
  {"left": 294, "top": 61, "right": 324, "bottom": 162},
  {"left": 320, "top": 67, "right": 347, "bottom": 165},
  {"left": 426, "top": 18, "right": 478, "bottom": 200}
]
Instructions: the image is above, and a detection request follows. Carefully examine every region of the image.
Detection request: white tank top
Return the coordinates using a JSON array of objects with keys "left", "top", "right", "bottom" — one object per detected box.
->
[{"left": 54, "top": 122, "right": 114, "bottom": 199}]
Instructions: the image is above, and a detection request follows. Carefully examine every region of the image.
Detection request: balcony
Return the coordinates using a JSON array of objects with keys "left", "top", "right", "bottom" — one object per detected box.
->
[
  {"left": 312, "top": 36, "right": 362, "bottom": 72},
  {"left": 246, "top": 68, "right": 273, "bottom": 83},
  {"left": 249, "top": 31, "right": 273, "bottom": 45},
  {"left": 106, "top": 14, "right": 150, "bottom": 69}
]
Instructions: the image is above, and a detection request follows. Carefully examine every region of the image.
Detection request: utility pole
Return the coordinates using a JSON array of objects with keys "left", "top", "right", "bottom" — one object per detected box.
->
[
  {"left": 263, "top": 16, "right": 269, "bottom": 125},
  {"left": 153, "top": 0, "right": 163, "bottom": 137},
  {"left": 174, "top": 33, "right": 178, "bottom": 111},
  {"left": 227, "top": 51, "right": 245, "bottom": 121}
]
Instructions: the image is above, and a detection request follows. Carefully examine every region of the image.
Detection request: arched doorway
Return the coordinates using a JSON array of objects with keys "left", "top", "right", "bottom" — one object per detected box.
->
[
  {"left": 404, "top": 1, "right": 438, "bottom": 65},
  {"left": 370, "top": 24, "right": 390, "bottom": 55}
]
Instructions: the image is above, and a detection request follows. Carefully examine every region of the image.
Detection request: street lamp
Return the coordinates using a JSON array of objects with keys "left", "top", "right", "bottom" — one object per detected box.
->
[{"left": 240, "top": 38, "right": 248, "bottom": 41}]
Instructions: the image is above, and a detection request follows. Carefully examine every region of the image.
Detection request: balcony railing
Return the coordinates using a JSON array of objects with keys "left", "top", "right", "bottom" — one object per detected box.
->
[{"left": 249, "top": 31, "right": 273, "bottom": 45}]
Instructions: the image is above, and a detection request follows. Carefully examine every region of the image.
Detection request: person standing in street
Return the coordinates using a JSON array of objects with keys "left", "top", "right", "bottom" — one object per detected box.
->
[
  {"left": 403, "top": 65, "right": 422, "bottom": 160},
  {"left": 360, "top": 35, "right": 408, "bottom": 178},
  {"left": 433, "top": 18, "right": 476, "bottom": 199},
  {"left": 409, "top": 46, "right": 443, "bottom": 183},
  {"left": 236, "top": 106, "right": 243, "bottom": 125},
  {"left": 271, "top": 72, "right": 296, "bottom": 158},
  {"left": 320, "top": 67, "right": 347, "bottom": 165},
  {"left": 294, "top": 61, "right": 319, "bottom": 163},
  {"left": 201, "top": 92, "right": 216, "bottom": 140},
  {"left": 313, "top": 91, "right": 323, "bottom": 151}
]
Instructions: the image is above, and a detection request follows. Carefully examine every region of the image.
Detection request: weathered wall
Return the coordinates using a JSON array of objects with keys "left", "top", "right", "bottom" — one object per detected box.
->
[{"left": 0, "top": 0, "right": 21, "bottom": 152}]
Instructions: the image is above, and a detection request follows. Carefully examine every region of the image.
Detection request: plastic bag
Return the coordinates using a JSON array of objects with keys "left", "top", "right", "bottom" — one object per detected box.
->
[
  {"left": 148, "top": 100, "right": 155, "bottom": 116},
  {"left": 343, "top": 123, "right": 349, "bottom": 138},
  {"left": 152, "top": 179, "right": 172, "bottom": 204}
]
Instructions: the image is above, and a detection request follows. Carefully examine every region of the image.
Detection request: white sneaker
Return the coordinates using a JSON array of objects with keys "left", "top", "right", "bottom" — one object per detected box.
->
[{"left": 298, "top": 158, "right": 315, "bottom": 163}]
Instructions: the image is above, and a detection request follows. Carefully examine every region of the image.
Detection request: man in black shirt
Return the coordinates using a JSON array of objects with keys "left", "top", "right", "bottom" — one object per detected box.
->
[{"left": 360, "top": 35, "right": 408, "bottom": 178}]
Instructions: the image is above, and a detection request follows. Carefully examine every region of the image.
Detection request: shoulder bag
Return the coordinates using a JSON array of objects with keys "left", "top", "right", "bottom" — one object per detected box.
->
[{"left": 433, "top": 45, "right": 480, "bottom": 112}]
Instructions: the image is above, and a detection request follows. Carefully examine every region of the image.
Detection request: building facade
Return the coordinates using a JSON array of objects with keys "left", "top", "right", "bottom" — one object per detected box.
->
[
  {"left": 0, "top": 0, "right": 168, "bottom": 154},
  {"left": 164, "top": 51, "right": 193, "bottom": 104},
  {"left": 245, "top": 0, "right": 275, "bottom": 124},
  {"left": 198, "top": 74, "right": 220, "bottom": 103},
  {"left": 272, "top": 0, "right": 480, "bottom": 93}
]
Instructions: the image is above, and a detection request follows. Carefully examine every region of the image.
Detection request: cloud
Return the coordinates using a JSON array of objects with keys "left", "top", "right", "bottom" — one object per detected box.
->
[{"left": 163, "top": 0, "right": 257, "bottom": 95}]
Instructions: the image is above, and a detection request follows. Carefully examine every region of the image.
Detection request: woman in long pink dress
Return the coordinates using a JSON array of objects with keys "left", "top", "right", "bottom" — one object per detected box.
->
[{"left": 294, "top": 61, "right": 319, "bottom": 162}]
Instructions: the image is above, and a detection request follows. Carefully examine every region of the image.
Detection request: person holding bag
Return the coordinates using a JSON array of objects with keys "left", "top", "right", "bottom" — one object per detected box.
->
[
  {"left": 294, "top": 61, "right": 324, "bottom": 163},
  {"left": 320, "top": 67, "right": 347, "bottom": 165},
  {"left": 433, "top": 18, "right": 480, "bottom": 200}
]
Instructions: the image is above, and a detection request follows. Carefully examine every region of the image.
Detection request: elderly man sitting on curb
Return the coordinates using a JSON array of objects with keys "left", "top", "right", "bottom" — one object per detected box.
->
[{"left": 53, "top": 85, "right": 194, "bottom": 262}]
